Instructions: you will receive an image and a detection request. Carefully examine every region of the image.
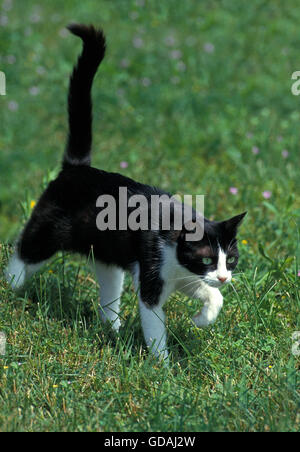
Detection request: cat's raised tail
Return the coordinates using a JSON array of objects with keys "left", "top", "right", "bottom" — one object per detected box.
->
[{"left": 63, "top": 24, "right": 106, "bottom": 168}]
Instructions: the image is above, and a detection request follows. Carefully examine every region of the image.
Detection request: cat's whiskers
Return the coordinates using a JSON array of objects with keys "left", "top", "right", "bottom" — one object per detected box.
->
[
  {"left": 169, "top": 273, "right": 205, "bottom": 282},
  {"left": 177, "top": 278, "right": 202, "bottom": 293},
  {"left": 190, "top": 282, "right": 203, "bottom": 300}
]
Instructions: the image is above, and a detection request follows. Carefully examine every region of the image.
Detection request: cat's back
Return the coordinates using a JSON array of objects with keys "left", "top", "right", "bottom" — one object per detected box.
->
[{"left": 41, "top": 165, "right": 168, "bottom": 210}]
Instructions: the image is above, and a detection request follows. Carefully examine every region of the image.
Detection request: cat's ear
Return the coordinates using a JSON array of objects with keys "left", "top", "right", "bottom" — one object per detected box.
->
[{"left": 223, "top": 211, "right": 247, "bottom": 234}]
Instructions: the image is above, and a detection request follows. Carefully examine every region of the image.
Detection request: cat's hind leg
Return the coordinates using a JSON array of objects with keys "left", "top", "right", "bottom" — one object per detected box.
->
[
  {"left": 94, "top": 261, "right": 124, "bottom": 331},
  {"left": 5, "top": 252, "right": 47, "bottom": 290},
  {"left": 5, "top": 251, "right": 27, "bottom": 290},
  {"left": 5, "top": 211, "right": 61, "bottom": 289}
]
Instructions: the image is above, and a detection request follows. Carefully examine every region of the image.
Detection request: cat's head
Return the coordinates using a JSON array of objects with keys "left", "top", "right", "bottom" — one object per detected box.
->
[{"left": 176, "top": 212, "right": 247, "bottom": 288}]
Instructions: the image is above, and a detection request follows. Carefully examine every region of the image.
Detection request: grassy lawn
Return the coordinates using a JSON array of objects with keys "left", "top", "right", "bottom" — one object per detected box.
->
[{"left": 0, "top": 0, "right": 299, "bottom": 431}]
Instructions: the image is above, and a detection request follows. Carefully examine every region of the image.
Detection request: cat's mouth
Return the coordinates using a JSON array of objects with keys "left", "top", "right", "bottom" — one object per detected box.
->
[{"left": 203, "top": 277, "right": 231, "bottom": 288}]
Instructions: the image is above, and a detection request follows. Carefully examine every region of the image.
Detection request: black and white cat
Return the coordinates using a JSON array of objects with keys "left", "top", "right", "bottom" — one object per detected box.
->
[{"left": 5, "top": 25, "right": 246, "bottom": 363}]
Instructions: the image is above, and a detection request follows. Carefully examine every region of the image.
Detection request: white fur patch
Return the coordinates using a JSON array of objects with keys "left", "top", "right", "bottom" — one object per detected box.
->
[
  {"left": 192, "top": 286, "right": 223, "bottom": 327},
  {"left": 94, "top": 261, "right": 124, "bottom": 331},
  {"left": 5, "top": 253, "right": 26, "bottom": 289},
  {"left": 139, "top": 299, "right": 169, "bottom": 362},
  {"left": 5, "top": 253, "right": 47, "bottom": 290},
  {"left": 204, "top": 247, "right": 232, "bottom": 287},
  {"left": 165, "top": 243, "right": 227, "bottom": 329}
]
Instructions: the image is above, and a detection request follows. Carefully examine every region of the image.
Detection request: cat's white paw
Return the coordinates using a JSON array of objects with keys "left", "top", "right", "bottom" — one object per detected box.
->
[
  {"left": 100, "top": 314, "right": 121, "bottom": 332},
  {"left": 192, "top": 289, "right": 223, "bottom": 328},
  {"left": 158, "top": 349, "right": 169, "bottom": 366},
  {"left": 112, "top": 318, "right": 121, "bottom": 332},
  {"left": 5, "top": 253, "right": 26, "bottom": 290},
  {"left": 192, "top": 312, "right": 210, "bottom": 328},
  {"left": 148, "top": 346, "right": 169, "bottom": 367}
]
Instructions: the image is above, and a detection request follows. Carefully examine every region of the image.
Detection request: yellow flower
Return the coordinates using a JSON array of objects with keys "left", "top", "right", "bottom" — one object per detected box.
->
[
  {"left": 241, "top": 239, "right": 248, "bottom": 245},
  {"left": 30, "top": 200, "right": 36, "bottom": 209},
  {"left": 3, "top": 366, "right": 9, "bottom": 369},
  {"left": 48, "top": 269, "right": 53, "bottom": 274},
  {"left": 52, "top": 384, "right": 58, "bottom": 388}
]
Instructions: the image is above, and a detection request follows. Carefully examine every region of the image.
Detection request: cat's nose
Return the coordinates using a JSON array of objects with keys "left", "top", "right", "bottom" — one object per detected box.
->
[{"left": 218, "top": 276, "right": 227, "bottom": 283}]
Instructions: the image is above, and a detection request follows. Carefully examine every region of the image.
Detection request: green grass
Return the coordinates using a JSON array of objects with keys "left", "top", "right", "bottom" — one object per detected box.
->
[{"left": 0, "top": 0, "right": 299, "bottom": 432}]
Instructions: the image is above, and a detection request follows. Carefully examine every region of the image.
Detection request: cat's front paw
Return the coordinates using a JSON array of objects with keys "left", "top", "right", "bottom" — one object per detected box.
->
[
  {"left": 112, "top": 318, "right": 121, "bottom": 332},
  {"left": 192, "top": 290, "right": 223, "bottom": 328},
  {"left": 192, "top": 312, "right": 210, "bottom": 328},
  {"left": 101, "top": 316, "right": 121, "bottom": 332},
  {"left": 148, "top": 347, "right": 169, "bottom": 367}
]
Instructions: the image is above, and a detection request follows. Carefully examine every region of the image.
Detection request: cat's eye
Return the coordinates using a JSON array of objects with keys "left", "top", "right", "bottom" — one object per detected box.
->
[
  {"left": 227, "top": 256, "right": 236, "bottom": 264},
  {"left": 202, "top": 257, "right": 213, "bottom": 265}
]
